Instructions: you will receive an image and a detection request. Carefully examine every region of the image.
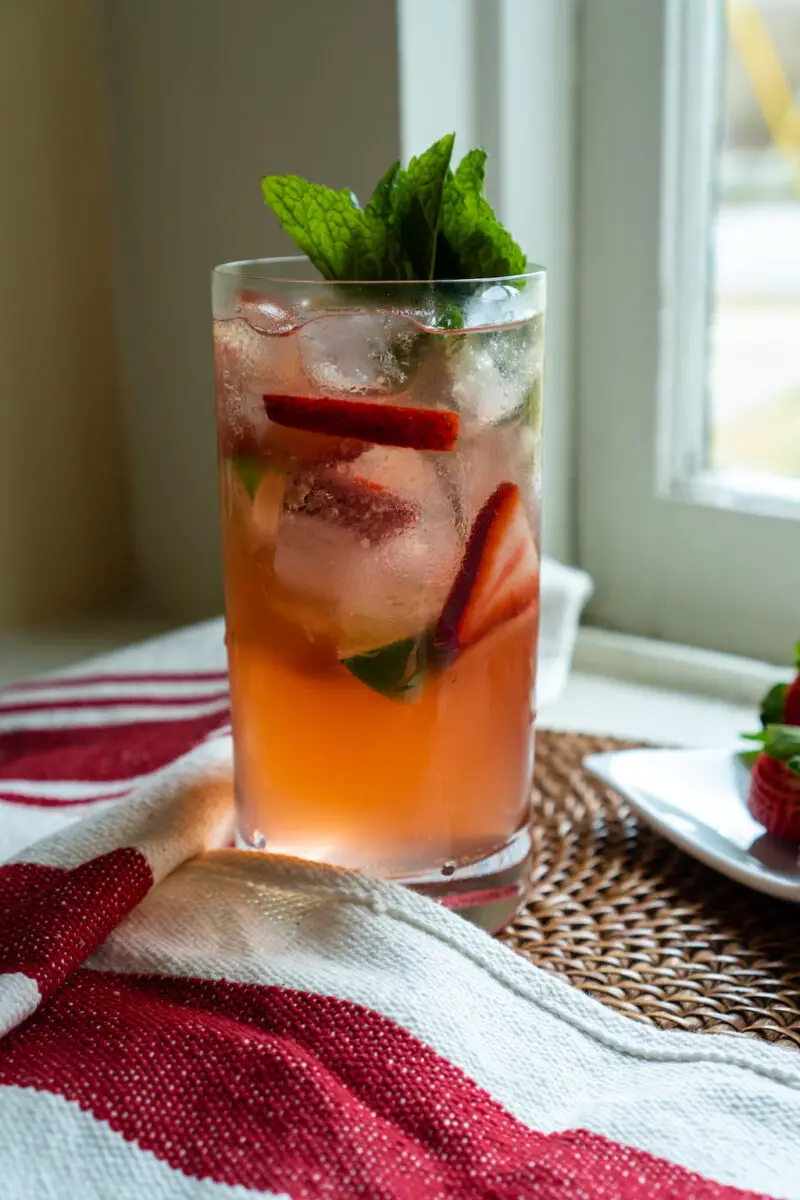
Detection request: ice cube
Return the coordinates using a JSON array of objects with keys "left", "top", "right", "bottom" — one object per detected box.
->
[
  {"left": 214, "top": 318, "right": 303, "bottom": 456},
  {"left": 272, "top": 451, "right": 462, "bottom": 655},
  {"left": 453, "top": 422, "right": 540, "bottom": 532},
  {"left": 451, "top": 315, "right": 543, "bottom": 425},
  {"left": 464, "top": 283, "right": 535, "bottom": 330},
  {"left": 297, "top": 313, "right": 419, "bottom": 395},
  {"left": 451, "top": 340, "right": 526, "bottom": 424},
  {"left": 215, "top": 317, "right": 303, "bottom": 394},
  {"left": 235, "top": 290, "right": 300, "bottom": 336}
]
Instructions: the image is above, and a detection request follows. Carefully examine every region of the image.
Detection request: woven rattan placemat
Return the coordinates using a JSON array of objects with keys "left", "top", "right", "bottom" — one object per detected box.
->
[{"left": 499, "top": 730, "right": 800, "bottom": 1050}]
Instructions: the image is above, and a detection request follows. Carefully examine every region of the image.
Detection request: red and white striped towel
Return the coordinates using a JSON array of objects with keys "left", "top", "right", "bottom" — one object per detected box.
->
[{"left": 1, "top": 619, "right": 799, "bottom": 1200}]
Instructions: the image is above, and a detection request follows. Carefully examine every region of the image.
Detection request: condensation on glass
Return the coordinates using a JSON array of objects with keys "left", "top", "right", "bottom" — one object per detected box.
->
[{"left": 212, "top": 258, "right": 545, "bottom": 930}]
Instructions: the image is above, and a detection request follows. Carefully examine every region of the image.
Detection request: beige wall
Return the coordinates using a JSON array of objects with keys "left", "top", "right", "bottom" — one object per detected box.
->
[
  {"left": 102, "top": 0, "right": 401, "bottom": 622},
  {"left": 0, "top": 0, "right": 133, "bottom": 629}
]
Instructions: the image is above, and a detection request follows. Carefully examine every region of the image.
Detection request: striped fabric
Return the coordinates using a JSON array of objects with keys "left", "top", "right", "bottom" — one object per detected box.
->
[{"left": 0, "top": 619, "right": 798, "bottom": 1200}]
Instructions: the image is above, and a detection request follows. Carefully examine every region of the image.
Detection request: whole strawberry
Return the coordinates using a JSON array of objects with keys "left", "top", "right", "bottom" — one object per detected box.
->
[
  {"left": 748, "top": 725, "right": 800, "bottom": 845},
  {"left": 759, "top": 641, "right": 800, "bottom": 727}
]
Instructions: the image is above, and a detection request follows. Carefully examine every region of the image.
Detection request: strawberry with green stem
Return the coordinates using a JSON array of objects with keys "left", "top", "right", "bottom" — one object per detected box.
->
[
  {"left": 746, "top": 724, "right": 800, "bottom": 844},
  {"left": 759, "top": 641, "right": 800, "bottom": 727}
]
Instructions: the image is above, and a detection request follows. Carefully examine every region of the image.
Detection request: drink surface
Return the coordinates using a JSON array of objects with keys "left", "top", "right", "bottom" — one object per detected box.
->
[{"left": 215, "top": 285, "right": 543, "bottom": 878}]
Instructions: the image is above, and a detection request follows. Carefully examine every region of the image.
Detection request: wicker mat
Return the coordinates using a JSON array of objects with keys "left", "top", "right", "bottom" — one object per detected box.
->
[{"left": 498, "top": 730, "right": 800, "bottom": 1050}]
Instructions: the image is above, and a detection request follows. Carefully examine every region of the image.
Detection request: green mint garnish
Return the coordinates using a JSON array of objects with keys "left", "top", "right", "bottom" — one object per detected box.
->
[
  {"left": 437, "top": 301, "right": 466, "bottom": 331},
  {"left": 261, "top": 135, "right": 526, "bottom": 282},
  {"left": 745, "top": 724, "right": 800, "bottom": 774},
  {"left": 363, "top": 162, "right": 414, "bottom": 281},
  {"left": 438, "top": 149, "right": 527, "bottom": 279},
  {"left": 387, "top": 134, "right": 454, "bottom": 280},
  {"left": 341, "top": 633, "right": 431, "bottom": 698},
  {"left": 760, "top": 682, "right": 788, "bottom": 728},
  {"left": 232, "top": 457, "right": 264, "bottom": 501},
  {"left": 259, "top": 176, "right": 392, "bottom": 282},
  {"left": 365, "top": 161, "right": 401, "bottom": 223}
]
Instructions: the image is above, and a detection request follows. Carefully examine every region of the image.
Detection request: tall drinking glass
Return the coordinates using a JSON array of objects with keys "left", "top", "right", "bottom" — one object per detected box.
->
[{"left": 212, "top": 258, "right": 545, "bottom": 929}]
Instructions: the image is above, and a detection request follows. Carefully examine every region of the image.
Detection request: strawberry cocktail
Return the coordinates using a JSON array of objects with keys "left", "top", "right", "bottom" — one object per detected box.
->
[{"left": 213, "top": 136, "right": 545, "bottom": 928}]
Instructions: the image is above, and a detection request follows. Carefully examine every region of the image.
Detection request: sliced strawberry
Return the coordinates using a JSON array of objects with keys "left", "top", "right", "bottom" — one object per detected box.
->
[
  {"left": 286, "top": 471, "right": 418, "bottom": 542},
  {"left": 748, "top": 752, "right": 800, "bottom": 844},
  {"left": 434, "top": 481, "right": 538, "bottom": 658},
  {"left": 264, "top": 394, "right": 459, "bottom": 452}
]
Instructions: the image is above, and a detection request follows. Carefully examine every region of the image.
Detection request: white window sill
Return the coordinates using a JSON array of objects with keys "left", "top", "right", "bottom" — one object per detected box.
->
[{"left": 539, "top": 627, "right": 782, "bottom": 745}]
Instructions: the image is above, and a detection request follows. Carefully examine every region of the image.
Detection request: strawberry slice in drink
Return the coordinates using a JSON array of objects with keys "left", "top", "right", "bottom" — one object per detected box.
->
[
  {"left": 264, "top": 394, "right": 459, "bottom": 453},
  {"left": 287, "top": 470, "right": 419, "bottom": 542},
  {"left": 434, "top": 481, "right": 539, "bottom": 660}
]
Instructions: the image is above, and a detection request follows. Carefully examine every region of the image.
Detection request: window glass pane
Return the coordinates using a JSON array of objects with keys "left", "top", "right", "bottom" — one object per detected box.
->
[{"left": 709, "top": 0, "right": 800, "bottom": 479}]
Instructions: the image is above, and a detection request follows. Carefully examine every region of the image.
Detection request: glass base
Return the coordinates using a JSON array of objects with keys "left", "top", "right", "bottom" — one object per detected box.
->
[
  {"left": 236, "top": 822, "right": 532, "bottom": 935},
  {"left": 394, "top": 824, "right": 532, "bottom": 933}
]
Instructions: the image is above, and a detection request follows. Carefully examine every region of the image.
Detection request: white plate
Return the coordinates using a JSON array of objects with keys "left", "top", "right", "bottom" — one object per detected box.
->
[{"left": 584, "top": 747, "right": 800, "bottom": 903}]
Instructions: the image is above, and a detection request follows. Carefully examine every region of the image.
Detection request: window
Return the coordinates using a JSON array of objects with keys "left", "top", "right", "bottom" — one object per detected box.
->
[
  {"left": 398, "top": 0, "right": 798, "bottom": 664},
  {"left": 710, "top": 1, "right": 800, "bottom": 482},
  {"left": 577, "top": 0, "right": 800, "bottom": 662}
]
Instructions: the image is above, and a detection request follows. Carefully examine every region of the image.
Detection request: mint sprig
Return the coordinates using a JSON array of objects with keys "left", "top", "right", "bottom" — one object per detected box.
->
[{"left": 261, "top": 135, "right": 526, "bottom": 284}]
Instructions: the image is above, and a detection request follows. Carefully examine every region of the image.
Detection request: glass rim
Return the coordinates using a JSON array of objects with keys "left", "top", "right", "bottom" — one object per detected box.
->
[{"left": 212, "top": 254, "right": 545, "bottom": 287}]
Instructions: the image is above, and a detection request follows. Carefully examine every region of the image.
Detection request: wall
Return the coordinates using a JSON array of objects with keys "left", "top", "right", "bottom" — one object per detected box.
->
[
  {"left": 102, "top": 0, "right": 402, "bottom": 622},
  {"left": 0, "top": 0, "right": 133, "bottom": 629}
]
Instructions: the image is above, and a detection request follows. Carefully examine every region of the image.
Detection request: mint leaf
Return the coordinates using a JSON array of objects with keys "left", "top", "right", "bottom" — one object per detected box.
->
[
  {"left": 366, "top": 161, "right": 402, "bottom": 223},
  {"left": 362, "top": 161, "right": 416, "bottom": 279},
  {"left": 232, "top": 457, "right": 264, "bottom": 501},
  {"left": 751, "top": 724, "right": 800, "bottom": 762},
  {"left": 261, "top": 175, "right": 372, "bottom": 279},
  {"left": 760, "top": 682, "right": 787, "bottom": 728},
  {"left": 341, "top": 633, "right": 430, "bottom": 698},
  {"left": 437, "top": 149, "right": 526, "bottom": 279},
  {"left": 437, "top": 300, "right": 465, "bottom": 330},
  {"left": 389, "top": 134, "right": 455, "bottom": 280},
  {"left": 262, "top": 168, "right": 412, "bottom": 281}
]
